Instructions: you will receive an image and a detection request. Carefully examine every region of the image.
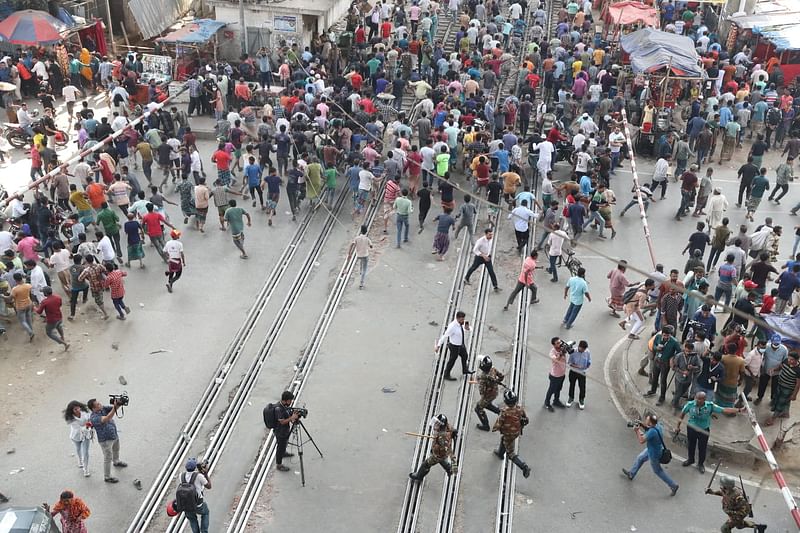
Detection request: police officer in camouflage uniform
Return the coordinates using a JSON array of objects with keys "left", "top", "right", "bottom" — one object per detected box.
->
[
  {"left": 492, "top": 390, "right": 532, "bottom": 478},
  {"left": 409, "top": 414, "right": 457, "bottom": 482},
  {"left": 475, "top": 355, "right": 505, "bottom": 431},
  {"left": 705, "top": 475, "right": 767, "bottom": 533}
]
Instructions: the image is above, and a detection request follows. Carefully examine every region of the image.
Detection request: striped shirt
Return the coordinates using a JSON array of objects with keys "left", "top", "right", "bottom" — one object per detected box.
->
[{"left": 778, "top": 363, "right": 799, "bottom": 391}]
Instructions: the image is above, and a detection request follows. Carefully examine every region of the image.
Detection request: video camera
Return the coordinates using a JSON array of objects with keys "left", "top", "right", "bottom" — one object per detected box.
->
[
  {"left": 109, "top": 393, "right": 130, "bottom": 407},
  {"left": 560, "top": 340, "right": 576, "bottom": 355},
  {"left": 289, "top": 407, "right": 309, "bottom": 419},
  {"left": 626, "top": 419, "right": 642, "bottom": 428}
]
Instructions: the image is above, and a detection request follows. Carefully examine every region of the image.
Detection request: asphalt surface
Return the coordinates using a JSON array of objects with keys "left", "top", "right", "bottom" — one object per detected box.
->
[{"left": 0, "top": 92, "right": 798, "bottom": 533}]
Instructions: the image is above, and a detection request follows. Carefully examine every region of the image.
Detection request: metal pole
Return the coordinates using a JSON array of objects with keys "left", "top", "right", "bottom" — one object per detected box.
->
[
  {"left": 104, "top": 0, "right": 117, "bottom": 55},
  {"left": 239, "top": 0, "right": 248, "bottom": 56},
  {"left": 739, "top": 393, "right": 800, "bottom": 529}
]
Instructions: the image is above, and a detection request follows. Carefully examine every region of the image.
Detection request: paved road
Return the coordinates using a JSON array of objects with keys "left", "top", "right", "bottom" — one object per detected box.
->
[{"left": 1, "top": 91, "right": 798, "bottom": 532}]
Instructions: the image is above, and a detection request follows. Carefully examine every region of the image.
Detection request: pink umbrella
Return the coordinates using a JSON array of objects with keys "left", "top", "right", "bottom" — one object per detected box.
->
[{"left": 0, "top": 10, "right": 66, "bottom": 45}]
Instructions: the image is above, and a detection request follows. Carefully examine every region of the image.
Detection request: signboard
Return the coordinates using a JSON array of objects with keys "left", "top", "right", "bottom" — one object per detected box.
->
[
  {"left": 142, "top": 54, "right": 172, "bottom": 78},
  {"left": 274, "top": 15, "right": 298, "bottom": 33}
]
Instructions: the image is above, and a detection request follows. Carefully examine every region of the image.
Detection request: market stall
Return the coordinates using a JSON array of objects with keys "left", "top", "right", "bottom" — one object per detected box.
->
[
  {"left": 601, "top": 1, "right": 659, "bottom": 43},
  {"left": 620, "top": 28, "right": 705, "bottom": 154},
  {"left": 729, "top": 11, "right": 800, "bottom": 85},
  {"left": 156, "top": 19, "right": 226, "bottom": 85}
]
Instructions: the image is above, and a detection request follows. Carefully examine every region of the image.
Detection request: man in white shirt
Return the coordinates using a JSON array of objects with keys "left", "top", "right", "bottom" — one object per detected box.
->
[
  {"left": 649, "top": 155, "right": 671, "bottom": 200},
  {"left": 31, "top": 58, "right": 48, "bottom": 81},
  {"left": 535, "top": 139, "right": 555, "bottom": 177},
  {"left": 0, "top": 229, "right": 15, "bottom": 253},
  {"left": 435, "top": 310, "right": 473, "bottom": 380},
  {"left": 96, "top": 231, "right": 117, "bottom": 264},
  {"left": 608, "top": 127, "right": 626, "bottom": 172},
  {"left": 111, "top": 112, "right": 128, "bottom": 132},
  {"left": 163, "top": 230, "right": 185, "bottom": 292},
  {"left": 510, "top": 200, "right": 535, "bottom": 254},
  {"left": 47, "top": 241, "right": 72, "bottom": 293},
  {"left": 463, "top": 228, "right": 500, "bottom": 290},
  {"left": 546, "top": 223, "right": 571, "bottom": 282},
  {"left": 61, "top": 83, "right": 81, "bottom": 126},
  {"left": 24, "top": 259, "right": 48, "bottom": 303},
  {"left": 353, "top": 224, "right": 372, "bottom": 289},
  {"left": 16, "top": 103, "right": 34, "bottom": 137}
]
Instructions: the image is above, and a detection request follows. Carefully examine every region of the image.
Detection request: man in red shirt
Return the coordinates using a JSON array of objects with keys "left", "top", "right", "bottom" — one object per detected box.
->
[
  {"left": 210, "top": 143, "right": 233, "bottom": 186},
  {"left": 35, "top": 286, "right": 69, "bottom": 350},
  {"left": 141, "top": 203, "right": 175, "bottom": 262},
  {"left": 355, "top": 25, "right": 366, "bottom": 45},
  {"left": 347, "top": 70, "right": 363, "bottom": 92}
]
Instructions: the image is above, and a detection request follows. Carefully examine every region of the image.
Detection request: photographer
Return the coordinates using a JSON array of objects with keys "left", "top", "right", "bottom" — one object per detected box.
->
[
  {"left": 272, "top": 390, "right": 298, "bottom": 472},
  {"left": 177, "top": 459, "right": 211, "bottom": 533},
  {"left": 88, "top": 397, "right": 127, "bottom": 483},
  {"left": 543, "top": 337, "right": 567, "bottom": 411},
  {"left": 621, "top": 414, "right": 679, "bottom": 496}
]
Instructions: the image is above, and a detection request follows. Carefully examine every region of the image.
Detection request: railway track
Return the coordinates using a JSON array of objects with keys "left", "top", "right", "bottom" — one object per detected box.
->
[
  {"left": 160, "top": 188, "right": 352, "bottom": 533},
  {"left": 395, "top": 220, "right": 473, "bottom": 533},
  {"left": 433, "top": 209, "right": 500, "bottom": 533},
  {"left": 224, "top": 179, "right": 389, "bottom": 532},
  {"left": 401, "top": 10, "right": 460, "bottom": 120},
  {"left": 126, "top": 187, "right": 348, "bottom": 533}
]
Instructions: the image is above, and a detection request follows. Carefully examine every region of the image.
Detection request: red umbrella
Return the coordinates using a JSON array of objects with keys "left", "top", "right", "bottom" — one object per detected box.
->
[{"left": 0, "top": 10, "right": 66, "bottom": 46}]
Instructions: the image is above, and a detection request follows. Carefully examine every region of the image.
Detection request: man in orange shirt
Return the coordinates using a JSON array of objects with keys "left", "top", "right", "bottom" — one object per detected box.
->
[
  {"left": 85, "top": 177, "right": 107, "bottom": 210},
  {"left": 234, "top": 78, "right": 252, "bottom": 107}
]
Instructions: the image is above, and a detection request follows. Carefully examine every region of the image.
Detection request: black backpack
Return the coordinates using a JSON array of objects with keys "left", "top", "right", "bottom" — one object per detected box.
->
[
  {"left": 174, "top": 472, "right": 201, "bottom": 512},
  {"left": 767, "top": 108, "right": 782, "bottom": 127},
  {"left": 622, "top": 284, "right": 642, "bottom": 304},
  {"left": 263, "top": 403, "right": 278, "bottom": 429}
]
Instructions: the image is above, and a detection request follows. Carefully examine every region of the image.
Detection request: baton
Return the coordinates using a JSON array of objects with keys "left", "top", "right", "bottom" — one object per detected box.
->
[
  {"left": 404, "top": 432, "right": 435, "bottom": 439},
  {"left": 706, "top": 462, "right": 720, "bottom": 492}
]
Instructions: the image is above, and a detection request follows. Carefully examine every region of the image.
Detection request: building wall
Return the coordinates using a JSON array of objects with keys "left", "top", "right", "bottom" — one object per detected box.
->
[{"left": 208, "top": 0, "right": 350, "bottom": 59}]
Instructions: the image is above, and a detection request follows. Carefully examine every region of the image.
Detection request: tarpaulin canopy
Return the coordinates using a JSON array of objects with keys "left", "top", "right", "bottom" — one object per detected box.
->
[
  {"left": 620, "top": 28, "right": 703, "bottom": 77},
  {"left": 156, "top": 19, "right": 226, "bottom": 44},
  {"left": 752, "top": 25, "right": 800, "bottom": 51},
  {"left": 604, "top": 1, "right": 659, "bottom": 26}
]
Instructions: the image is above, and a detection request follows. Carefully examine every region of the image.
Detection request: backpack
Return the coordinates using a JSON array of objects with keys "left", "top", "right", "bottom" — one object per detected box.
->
[
  {"left": 622, "top": 284, "right": 642, "bottom": 304},
  {"left": 767, "top": 108, "right": 781, "bottom": 127},
  {"left": 174, "top": 472, "right": 201, "bottom": 512},
  {"left": 263, "top": 403, "right": 278, "bottom": 429}
]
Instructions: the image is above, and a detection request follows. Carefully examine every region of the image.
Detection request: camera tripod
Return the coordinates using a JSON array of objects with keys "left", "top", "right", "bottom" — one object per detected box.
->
[{"left": 289, "top": 420, "right": 323, "bottom": 486}]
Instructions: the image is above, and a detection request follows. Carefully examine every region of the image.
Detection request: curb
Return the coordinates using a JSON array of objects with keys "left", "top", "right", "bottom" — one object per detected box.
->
[{"left": 604, "top": 333, "right": 756, "bottom": 467}]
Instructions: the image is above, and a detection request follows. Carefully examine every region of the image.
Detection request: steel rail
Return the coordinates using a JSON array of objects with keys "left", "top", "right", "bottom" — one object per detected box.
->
[
  {"left": 125, "top": 203, "right": 322, "bottom": 532},
  {"left": 225, "top": 180, "right": 388, "bottom": 532},
  {"left": 161, "top": 187, "right": 350, "bottom": 532},
  {"left": 395, "top": 226, "right": 472, "bottom": 533}
]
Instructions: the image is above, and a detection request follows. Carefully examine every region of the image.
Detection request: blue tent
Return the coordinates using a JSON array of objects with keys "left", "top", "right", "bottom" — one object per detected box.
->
[{"left": 156, "top": 19, "right": 226, "bottom": 44}]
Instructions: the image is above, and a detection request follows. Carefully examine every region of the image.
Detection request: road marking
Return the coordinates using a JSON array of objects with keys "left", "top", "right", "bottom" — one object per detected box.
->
[{"left": 602, "top": 333, "right": 796, "bottom": 496}]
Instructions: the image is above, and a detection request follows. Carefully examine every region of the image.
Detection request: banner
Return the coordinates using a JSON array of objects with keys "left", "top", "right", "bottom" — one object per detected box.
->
[{"left": 274, "top": 15, "right": 298, "bottom": 33}]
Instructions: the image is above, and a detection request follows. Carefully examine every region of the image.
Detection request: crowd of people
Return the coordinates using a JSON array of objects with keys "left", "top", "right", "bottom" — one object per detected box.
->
[{"left": 1, "top": 0, "right": 799, "bottom": 529}]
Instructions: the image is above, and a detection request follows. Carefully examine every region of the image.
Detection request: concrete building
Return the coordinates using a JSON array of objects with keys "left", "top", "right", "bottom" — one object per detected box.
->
[{"left": 206, "top": 0, "right": 351, "bottom": 58}]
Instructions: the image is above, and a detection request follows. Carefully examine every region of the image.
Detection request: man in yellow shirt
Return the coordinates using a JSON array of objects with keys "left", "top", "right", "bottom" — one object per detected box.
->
[{"left": 68, "top": 183, "right": 94, "bottom": 226}]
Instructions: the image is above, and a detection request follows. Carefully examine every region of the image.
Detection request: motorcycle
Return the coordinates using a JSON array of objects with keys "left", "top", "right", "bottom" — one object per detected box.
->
[
  {"left": 555, "top": 140, "right": 575, "bottom": 163},
  {"left": 4, "top": 120, "right": 69, "bottom": 149}
]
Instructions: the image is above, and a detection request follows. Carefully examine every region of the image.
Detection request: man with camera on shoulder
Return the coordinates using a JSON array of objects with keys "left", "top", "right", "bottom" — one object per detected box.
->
[
  {"left": 177, "top": 458, "right": 211, "bottom": 533},
  {"left": 273, "top": 390, "right": 298, "bottom": 472},
  {"left": 88, "top": 397, "right": 127, "bottom": 483}
]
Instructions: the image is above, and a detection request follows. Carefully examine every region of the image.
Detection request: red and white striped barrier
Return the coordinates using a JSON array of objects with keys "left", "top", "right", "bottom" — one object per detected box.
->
[
  {"left": 618, "top": 107, "right": 658, "bottom": 269},
  {"left": 0, "top": 84, "right": 189, "bottom": 209},
  {"left": 739, "top": 392, "right": 800, "bottom": 529}
]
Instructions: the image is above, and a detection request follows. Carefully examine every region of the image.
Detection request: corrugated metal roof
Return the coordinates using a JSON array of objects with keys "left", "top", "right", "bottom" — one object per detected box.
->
[{"left": 128, "top": 0, "right": 191, "bottom": 39}]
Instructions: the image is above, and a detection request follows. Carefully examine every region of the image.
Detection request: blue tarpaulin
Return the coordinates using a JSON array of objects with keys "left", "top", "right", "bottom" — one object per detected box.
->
[
  {"left": 620, "top": 27, "right": 703, "bottom": 77},
  {"left": 57, "top": 7, "right": 77, "bottom": 28},
  {"left": 752, "top": 25, "right": 800, "bottom": 51},
  {"left": 156, "top": 19, "right": 226, "bottom": 44}
]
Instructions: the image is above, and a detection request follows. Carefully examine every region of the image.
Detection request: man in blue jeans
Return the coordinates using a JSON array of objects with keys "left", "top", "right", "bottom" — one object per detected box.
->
[
  {"left": 562, "top": 267, "right": 591, "bottom": 329},
  {"left": 180, "top": 458, "right": 211, "bottom": 533},
  {"left": 622, "top": 414, "right": 679, "bottom": 496}
]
